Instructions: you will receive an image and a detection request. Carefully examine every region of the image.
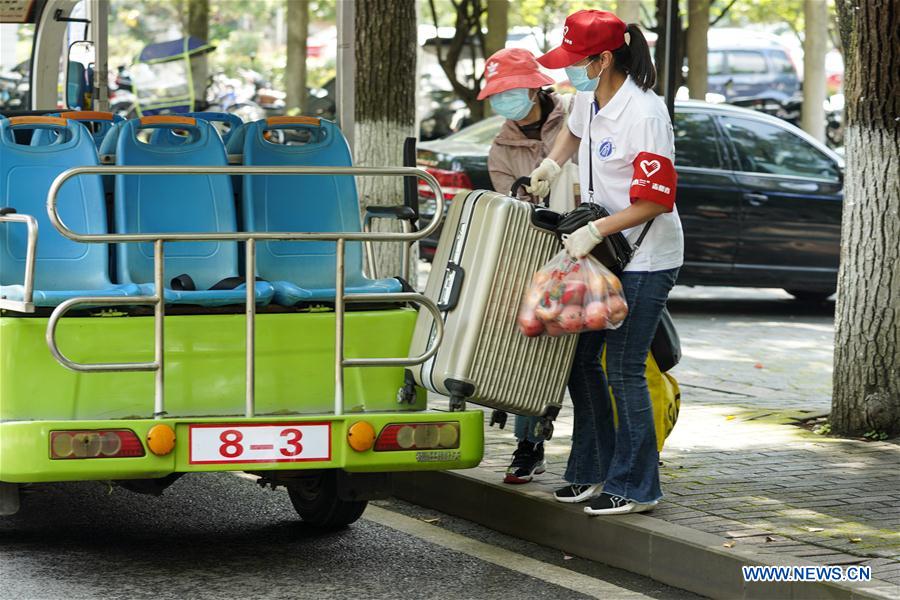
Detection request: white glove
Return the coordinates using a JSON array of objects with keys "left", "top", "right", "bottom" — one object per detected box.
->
[
  {"left": 563, "top": 221, "right": 604, "bottom": 259},
  {"left": 525, "top": 158, "right": 561, "bottom": 199}
]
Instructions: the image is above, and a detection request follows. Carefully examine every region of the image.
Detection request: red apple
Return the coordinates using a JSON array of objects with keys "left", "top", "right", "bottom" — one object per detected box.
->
[
  {"left": 587, "top": 274, "right": 608, "bottom": 301},
  {"left": 544, "top": 320, "right": 566, "bottom": 337},
  {"left": 559, "top": 305, "right": 585, "bottom": 333},
  {"left": 518, "top": 311, "right": 545, "bottom": 337},
  {"left": 607, "top": 295, "right": 628, "bottom": 324},
  {"left": 561, "top": 280, "right": 587, "bottom": 305},
  {"left": 535, "top": 299, "right": 563, "bottom": 322},
  {"left": 584, "top": 301, "right": 609, "bottom": 330}
]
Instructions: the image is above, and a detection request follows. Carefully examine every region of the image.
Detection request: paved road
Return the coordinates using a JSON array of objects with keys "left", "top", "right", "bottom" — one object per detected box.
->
[{"left": 0, "top": 473, "right": 700, "bottom": 600}]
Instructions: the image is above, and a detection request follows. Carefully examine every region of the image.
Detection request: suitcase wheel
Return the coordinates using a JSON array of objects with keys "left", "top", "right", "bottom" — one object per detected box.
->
[
  {"left": 534, "top": 419, "right": 554, "bottom": 441},
  {"left": 489, "top": 410, "right": 508, "bottom": 429}
]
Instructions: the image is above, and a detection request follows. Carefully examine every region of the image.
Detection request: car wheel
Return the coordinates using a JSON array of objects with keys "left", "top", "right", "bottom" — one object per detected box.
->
[
  {"left": 287, "top": 471, "right": 367, "bottom": 529},
  {"left": 785, "top": 289, "right": 834, "bottom": 304}
]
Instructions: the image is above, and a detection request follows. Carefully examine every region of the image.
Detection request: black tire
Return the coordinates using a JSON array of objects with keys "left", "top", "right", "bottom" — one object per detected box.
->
[
  {"left": 287, "top": 472, "right": 367, "bottom": 529},
  {"left": 786, "top": 289, "right": 834, "bottom": 304}
]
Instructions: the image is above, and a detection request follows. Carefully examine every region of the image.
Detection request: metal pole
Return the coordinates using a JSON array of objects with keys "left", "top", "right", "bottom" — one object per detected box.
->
[
  {"left": 334, "top": 238, "right": 346, "bottom": 416},
  {"left": 153, "top": 240, "right": 165, "bottom": 418},
  {"left": 336, "top": 0, "right": 356, "bottom": 154},
  {"left": 663, "top": 0, "right": 677, "bottom": 122},
  {"left": 90, "top": 0, "right": 109, "bottom": 111},
  {"left": 245, "top": 238, "right": 256, "bottom": 418}
]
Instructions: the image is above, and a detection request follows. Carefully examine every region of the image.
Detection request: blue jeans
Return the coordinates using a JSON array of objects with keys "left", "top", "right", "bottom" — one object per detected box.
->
[
  {"left": 514, "top": 414, "right": 544, "bottom": 444},
  {"left": 564, "top": 268, "right": 679, "bottom": 503}
]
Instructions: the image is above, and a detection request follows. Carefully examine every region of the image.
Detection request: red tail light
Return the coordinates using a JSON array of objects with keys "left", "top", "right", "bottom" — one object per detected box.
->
[
  {"left": 374, "top": 422, "right": 460, "bottom": 452},
  {"left": 50, "top": 430, "right": 145, "bottom": 459},
  {"left": 417, "top": 166, "right": 473, "bottom": 200}
]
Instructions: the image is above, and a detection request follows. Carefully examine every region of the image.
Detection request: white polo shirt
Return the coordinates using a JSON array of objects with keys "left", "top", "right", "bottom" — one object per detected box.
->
[{"left": 568, "top": 77, "right": 684, "bottom": 272}]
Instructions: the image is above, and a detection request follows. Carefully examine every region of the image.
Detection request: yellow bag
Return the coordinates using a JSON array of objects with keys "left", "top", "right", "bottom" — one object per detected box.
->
[{"left": 602, "top": 351, "right": 681, "bottom": 452}]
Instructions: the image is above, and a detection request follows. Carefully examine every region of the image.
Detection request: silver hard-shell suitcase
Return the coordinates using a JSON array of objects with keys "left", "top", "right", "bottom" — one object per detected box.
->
[{"left": 409, "top": 190, "right": 577, "bottom": 420}]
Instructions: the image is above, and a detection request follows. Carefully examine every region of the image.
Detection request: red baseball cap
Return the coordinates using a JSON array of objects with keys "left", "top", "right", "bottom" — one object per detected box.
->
[
  {"left": 537, "top": 10, "right": 627, "bottom": 70},
  {"left": 477, "top": 48, "right": 555, "bottom": 100}
]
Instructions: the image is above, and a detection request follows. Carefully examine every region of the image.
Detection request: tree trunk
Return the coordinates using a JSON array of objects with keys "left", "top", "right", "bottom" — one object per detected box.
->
[
  {"left": 355, "top": 0, "right": 418, "bottom": 279},
  {"left": 285, "top": 0, "right": 309, "bottom": 113},
  {"left": 187, "top": 0, "right": 209, "bottom": 107},
  {"left": 484, "top": 0, "right": 508, "bottom": 58},
  {"left": 686, "top": 0, "right": 709, "bottom": 100},
  {"left": 616, "top": 0, "right": 642, "bottom": 23},
  {"left": 483, "top": 0, "right": 508, "bottom": 117},
  {"left": 831, "top": 0, "right": 900, "bottom": 436},
  {"left": 801, "top": 0, "right": 827, "bottom": 141}
]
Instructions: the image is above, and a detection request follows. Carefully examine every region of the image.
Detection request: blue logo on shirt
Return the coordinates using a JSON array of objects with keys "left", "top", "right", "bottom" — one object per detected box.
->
[{"left": 597, "top": 137, "right": 615, "bottom": 160}]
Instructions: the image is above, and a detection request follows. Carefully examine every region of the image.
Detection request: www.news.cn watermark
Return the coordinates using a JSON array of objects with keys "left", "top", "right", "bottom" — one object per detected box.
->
[{"left": 743, "top": 565, "right": 872, "bottom": 583}]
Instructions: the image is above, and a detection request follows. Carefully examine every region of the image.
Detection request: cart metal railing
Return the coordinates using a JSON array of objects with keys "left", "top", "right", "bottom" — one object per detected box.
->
[
  {"left": 0, "top": 211, "right": 38, "bottom": 314},
  {"left": 43, "top": 165, "right": 445, "bottom": 419}
]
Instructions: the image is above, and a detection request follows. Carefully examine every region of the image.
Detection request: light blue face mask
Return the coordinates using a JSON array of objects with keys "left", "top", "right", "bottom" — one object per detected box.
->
[
  {"left": 566, "top": 62, "right": 600, "bottom": 92},
  {"left": 489, "top": 88, "right": 535, "bottom": 121}
]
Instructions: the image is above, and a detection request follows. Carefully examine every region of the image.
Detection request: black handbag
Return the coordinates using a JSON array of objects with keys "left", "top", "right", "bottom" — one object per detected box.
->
[
  {"left": 555, "top": 202, "right": 653, "bottom": 274},
  {"left": 651, "top": 307, "right": 681, "bottom": 372}
]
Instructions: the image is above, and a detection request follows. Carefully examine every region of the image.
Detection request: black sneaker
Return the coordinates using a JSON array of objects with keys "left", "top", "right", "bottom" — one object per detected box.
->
[
  {"left": 503, "top": 441, "right": 546, "bottom": 484},
  {"left": 553, "top": 483, "right": 601, "bottom": 503},
  {"left": 584, "top": 492, "right": 658, "bottom": 515}
]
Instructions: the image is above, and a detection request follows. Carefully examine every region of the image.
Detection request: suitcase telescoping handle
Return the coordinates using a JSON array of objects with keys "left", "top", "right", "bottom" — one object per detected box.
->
[
  {"left": 437, "top": 262, "right": 464, "bottom": 311},
  {"left": 510, "top": 176, "right": 549, "bottom": 207}
]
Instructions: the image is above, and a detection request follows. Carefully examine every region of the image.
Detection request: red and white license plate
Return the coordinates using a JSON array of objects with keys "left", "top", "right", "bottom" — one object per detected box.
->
[{"left": 189, "top": 423, "right": 331, "bottom": 464}]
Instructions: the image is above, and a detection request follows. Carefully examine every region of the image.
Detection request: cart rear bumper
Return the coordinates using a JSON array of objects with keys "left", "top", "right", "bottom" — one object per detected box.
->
[{"left": 0, "top": 411, "right": 484, "bottom": 483}]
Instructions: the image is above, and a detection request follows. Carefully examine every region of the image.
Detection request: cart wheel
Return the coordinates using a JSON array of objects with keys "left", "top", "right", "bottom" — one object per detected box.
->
[{"left": 287, "top": 472, "right": 367, "bottom": 529}]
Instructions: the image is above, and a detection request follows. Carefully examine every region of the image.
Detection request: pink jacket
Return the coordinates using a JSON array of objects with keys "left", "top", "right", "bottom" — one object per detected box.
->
[{"left": 488, "top": 93, "right": 569, "bottom": 202}]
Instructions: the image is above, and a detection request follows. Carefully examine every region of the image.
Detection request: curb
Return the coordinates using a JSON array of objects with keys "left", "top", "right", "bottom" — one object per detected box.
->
[{"left": 393, "top": 470, "right": 897, "bottom": 600}]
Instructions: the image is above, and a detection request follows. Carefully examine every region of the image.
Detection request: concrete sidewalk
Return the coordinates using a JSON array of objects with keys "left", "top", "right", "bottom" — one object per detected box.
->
[
  {"left": 396, "top": 283, "right": 899, "bottom": 598},
  {"left": 396, "top": 400, "right": 899, "bottom": 598}
]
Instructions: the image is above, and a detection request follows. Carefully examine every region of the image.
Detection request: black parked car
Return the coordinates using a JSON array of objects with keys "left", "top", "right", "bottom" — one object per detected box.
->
[{"left": 417, "top": 101, "right": 844, "bottom": 302}]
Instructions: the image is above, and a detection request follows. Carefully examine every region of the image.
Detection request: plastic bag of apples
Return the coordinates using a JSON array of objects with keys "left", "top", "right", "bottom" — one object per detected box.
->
[{"left": 518, "top": 251, "right": 628, "bottom": 338}]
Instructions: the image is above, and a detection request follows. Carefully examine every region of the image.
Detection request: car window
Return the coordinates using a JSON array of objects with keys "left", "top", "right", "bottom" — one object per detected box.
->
[
  {"left": 727, "top": 51, "right": 768, "bottom": 75},
  {"left": 720, "top": 116, "right": 840, "bottom": 181},
  {"left": 674, "top": 112, "right": 723, "bottom": 169},
  {"left": 769, "top": 50, "right": 795, "bottom": 75},
  {"left": 708, "top": 51, "right": 725, "bottom": 76},
  {"left": 446, "top": 116, "right": 504, "bottom": 144}
]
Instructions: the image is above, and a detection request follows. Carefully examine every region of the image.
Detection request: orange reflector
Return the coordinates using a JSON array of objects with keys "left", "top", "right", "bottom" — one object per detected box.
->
[
  {"left": 347, "top": 421, "right": 376, "bottom": 452},
  {"left": 146, "top": 424, "right": 176, "bottom": 456},
  {"left": 50, "top": 430, "right": 144, "bottom": 459},
  {"left": 374, "top": 422, "right": 460, "bottom": 452}
]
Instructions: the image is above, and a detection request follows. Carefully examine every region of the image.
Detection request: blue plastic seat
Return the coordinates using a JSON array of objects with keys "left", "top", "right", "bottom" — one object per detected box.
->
[
  {"left": 148, "top": 111, "right": 244, "bottom": 147},
  {"left": 31, "top": 111, "right": 124, "bottom": 148},
  {"left": 0, "top": 116, "right": 139, "bottom": 307},
  {"left": 111, "top": 116, "right": 273, "bottom": 307},
  {"left": 228, "top": 117, "right": 401, "bottom": 306}
]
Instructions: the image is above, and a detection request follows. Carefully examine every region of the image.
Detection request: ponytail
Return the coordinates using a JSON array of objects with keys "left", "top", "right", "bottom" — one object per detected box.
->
[{"left": 611, "top": 24, "right": 656, "bottom": 91}]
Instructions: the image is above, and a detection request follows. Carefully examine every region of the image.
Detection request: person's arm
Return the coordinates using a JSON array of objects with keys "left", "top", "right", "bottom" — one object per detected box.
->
[
  {"left": 526, "top": 93, "right": 586, "bottom": 197},
  {"left": 546, "top": 124, "right": 581, "bottom": 166},
  {"left": 592, "top": 200, "right": 668, "bottom": 237}
]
